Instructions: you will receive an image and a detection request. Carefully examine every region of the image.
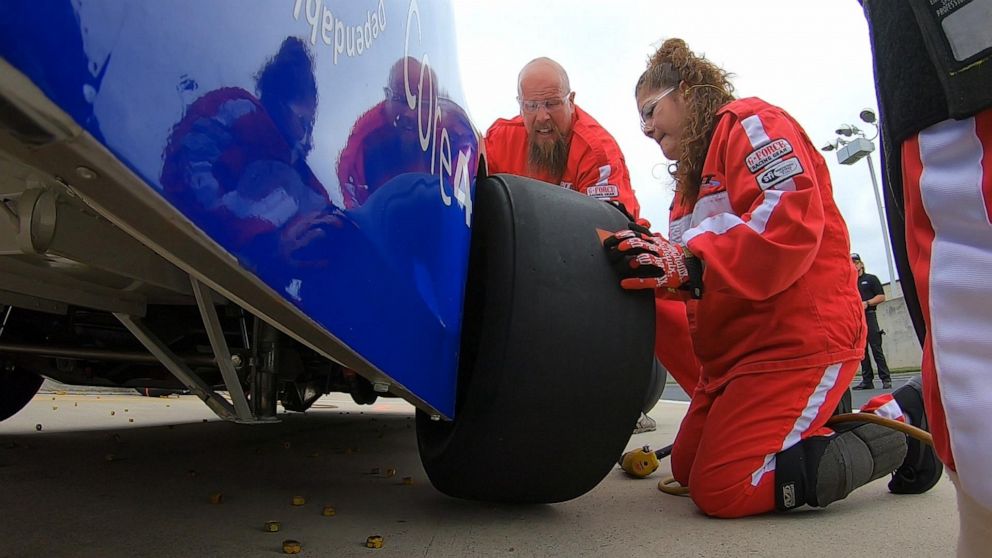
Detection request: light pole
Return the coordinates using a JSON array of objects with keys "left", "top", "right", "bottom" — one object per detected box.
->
[{"left": 822, "top": 109, "right": 900, "bottom": 297}]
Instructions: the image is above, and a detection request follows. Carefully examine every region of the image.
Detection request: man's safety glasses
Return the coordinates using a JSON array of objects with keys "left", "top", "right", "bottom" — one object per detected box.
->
[{"left": 517, "top": 93, "right": 571, "bottom": 114}]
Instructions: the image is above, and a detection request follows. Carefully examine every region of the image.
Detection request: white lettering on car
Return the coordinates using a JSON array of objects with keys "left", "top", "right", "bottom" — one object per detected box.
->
[
  {"left": 404, "top": 0, "right": 473, "bottom": 227},
  {"left": 293, "top": 0, "right": 386, "bottom": 64}
]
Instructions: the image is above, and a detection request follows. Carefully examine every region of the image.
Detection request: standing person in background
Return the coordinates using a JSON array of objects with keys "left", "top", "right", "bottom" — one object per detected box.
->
[
  {"left": 604, "top": 37, "right": 939, "bottom": 517},
  {"left": 851, "top": 253, "right": 892, "bottom": 390},
  {"left": 861, "top": 1, "right": 992, "bottom": 554}
]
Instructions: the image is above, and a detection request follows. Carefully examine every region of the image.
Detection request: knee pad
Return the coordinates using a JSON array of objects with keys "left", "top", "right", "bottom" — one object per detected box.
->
[{"left": 775, "top": 422, "right": 907, "bottom": 511}]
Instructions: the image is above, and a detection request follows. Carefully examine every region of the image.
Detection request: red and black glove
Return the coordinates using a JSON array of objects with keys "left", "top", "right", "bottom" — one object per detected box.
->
[{"left": 603, "top": 224, "right": 702, "bottom": 297}]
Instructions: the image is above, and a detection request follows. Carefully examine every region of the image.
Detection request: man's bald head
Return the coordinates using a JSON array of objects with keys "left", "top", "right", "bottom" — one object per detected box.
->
[
  {"left": 515, "top": 58, "right": 575, "bottom": 181},
  {"left": 517, "top": 57, "right": 570, "bottom": 97}
]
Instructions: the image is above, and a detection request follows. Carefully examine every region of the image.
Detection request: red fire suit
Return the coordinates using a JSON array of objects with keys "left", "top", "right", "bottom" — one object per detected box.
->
[
  {"left": 484, "top": 105, "right": 640, "bottom": 217},
  {"left": 666, "top": 97, "right": 865, "bottom": 517}
]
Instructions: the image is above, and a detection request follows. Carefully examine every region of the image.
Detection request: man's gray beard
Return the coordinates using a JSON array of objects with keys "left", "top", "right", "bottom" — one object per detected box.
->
[{"left": 527, "top": 133, "right": 569, "bottom": 180}]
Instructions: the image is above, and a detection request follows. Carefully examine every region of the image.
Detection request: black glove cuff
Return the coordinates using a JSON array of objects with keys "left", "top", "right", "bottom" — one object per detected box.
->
[{"left": 683, "top": 256, "right": 704, "bottom": 299}]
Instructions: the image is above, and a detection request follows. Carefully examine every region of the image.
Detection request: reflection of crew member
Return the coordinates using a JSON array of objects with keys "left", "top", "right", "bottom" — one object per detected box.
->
[
  {"left": 862, "top": 2, "right": 992, "bottom": 553},
  {"left": 160, "top": 37, "right": 331, "bottom": 270},
  {"left": 336, "top": 57, "right": 475, "bottom": 210},
  {"left": 484, "top": 57, "right": 639, "bottom": 217}
]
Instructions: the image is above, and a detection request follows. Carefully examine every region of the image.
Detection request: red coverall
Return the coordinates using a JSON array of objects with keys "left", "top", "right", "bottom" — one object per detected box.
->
[
  {"left": 484, "top": 105, "right": 640, "bottom": 217},
  {"left": 666, "top": 97, "right": 865, "bottom": 517}
]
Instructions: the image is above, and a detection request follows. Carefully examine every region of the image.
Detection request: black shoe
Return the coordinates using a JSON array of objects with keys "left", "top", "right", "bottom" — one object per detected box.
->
[
  {"left": 882, "top": 381, "right": 892, "bottom": 389},
  {"left": 852, "top": 382, "right": 874, "bottom": 390},
  {"left": 888, "top": 376, "right": 943, "bottom": 494}
]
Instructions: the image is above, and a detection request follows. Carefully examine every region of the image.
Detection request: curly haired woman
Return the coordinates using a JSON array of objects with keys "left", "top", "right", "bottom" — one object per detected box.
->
[{"left": 605, "top": 38, "right": 940, "bottom": 517}]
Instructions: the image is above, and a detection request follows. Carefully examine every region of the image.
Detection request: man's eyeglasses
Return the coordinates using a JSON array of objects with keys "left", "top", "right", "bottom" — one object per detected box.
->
[
  {"left": 639, "top": 86, "right": 675, "bottom": 131},
  {"left": 517, "top": 93, "right": 571, "bottom": 114},
  {"left": 383, "top": 86, "right": 407, "bottom": 103}
]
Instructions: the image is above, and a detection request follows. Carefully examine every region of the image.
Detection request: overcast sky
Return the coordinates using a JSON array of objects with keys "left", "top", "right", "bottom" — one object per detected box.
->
[{"left": 451, "top": 1, "right": 899, "bottom": 283}]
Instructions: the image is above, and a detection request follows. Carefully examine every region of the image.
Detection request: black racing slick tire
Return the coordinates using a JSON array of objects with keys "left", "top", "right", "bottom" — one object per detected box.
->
[
  {"left": 416, "top": 174, "right": 656, "bottom": 503},
  {"left": 0, "top": 365, "right": 43, "bottom": 422}
]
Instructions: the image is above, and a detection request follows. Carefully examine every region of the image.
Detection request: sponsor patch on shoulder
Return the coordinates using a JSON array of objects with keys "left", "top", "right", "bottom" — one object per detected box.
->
[
  {"left": 699, "top": 174, "right": 725, "bottom": 195},
  {"left": 745, "top": 138, "right": 793, "bottom": 173},
  {"left": 586, "top": 184, "right": 620, "bottom": 199},
  {"left": 756, "top": 157, "right": 803, "bottom": 190}
]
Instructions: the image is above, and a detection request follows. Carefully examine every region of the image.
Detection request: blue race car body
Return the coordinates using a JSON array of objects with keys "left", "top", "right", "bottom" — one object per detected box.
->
[
  {"left": 1, "top": 0, "right": 477, "bottom": 417},
  {"left": 0, "top": 1, "right": 656, "bottom": 504}
]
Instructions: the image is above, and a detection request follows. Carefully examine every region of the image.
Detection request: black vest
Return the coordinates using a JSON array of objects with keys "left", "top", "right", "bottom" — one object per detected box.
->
[{"left": 861, "top": 0, "right": 992, "bottom": 343}]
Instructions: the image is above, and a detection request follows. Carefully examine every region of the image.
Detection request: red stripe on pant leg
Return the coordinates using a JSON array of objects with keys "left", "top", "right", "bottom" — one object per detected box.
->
[
  {"left": 902, "top": 131, "right": 953, "bottom": 471},
  {"left": 978, "top": 110, "right": 992, "bottom": 224}
]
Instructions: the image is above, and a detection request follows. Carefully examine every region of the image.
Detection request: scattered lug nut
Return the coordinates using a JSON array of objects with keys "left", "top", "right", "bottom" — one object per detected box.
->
[
  {"left": 365, "top": 535, "right": 384, "bottom": 549},
  {"left": 321, "top": 506, "right": 336, "bottom": 517},
  {"left": 282, "top": 540, "right": 302, "bottom": 554},
  {"left": 264, "top": 521, "right": 281, "bottom": 533},
  {"left": 291, "top": 496, "right": 306, "bottom": 506},
  {"left": 385, "top": 468, "right": 397, "bottom": 478},
  {"left": 402, "top": 477, "right": 414, "bottom": 486}
]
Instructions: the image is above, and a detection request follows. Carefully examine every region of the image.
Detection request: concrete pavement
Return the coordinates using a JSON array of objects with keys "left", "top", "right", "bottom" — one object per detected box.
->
[{"left": 0, "top": 392, "right": 957, "bottom": 557}]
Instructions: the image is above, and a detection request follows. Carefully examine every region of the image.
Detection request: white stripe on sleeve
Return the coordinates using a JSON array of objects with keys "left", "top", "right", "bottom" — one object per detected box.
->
[
  {"left": 597, "top": 164, "right": 611, "bottom": 185},
  {"left": 682, "top": 190, "right": 785, "bottom": 244},
  {"left": 741, "top": 115, "right": 771, "bottom": 148}
]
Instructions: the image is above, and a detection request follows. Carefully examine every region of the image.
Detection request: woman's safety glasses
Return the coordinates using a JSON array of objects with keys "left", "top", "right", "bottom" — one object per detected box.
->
[{"left": 639, "top": 86, "right": 675, "bottom": 131}]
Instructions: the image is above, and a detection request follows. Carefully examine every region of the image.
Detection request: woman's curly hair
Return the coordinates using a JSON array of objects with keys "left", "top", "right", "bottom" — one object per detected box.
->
[{"left": 635, "top": 38, "right": 735, "bottom": 204}]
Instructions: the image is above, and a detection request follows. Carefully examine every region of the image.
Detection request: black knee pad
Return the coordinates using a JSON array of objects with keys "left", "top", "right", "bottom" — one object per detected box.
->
[{"left": 775, "top": 422, "right": 908, "bottom": 511}]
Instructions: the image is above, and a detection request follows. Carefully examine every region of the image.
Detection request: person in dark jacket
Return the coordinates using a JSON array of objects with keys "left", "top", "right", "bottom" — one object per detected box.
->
[{"left": 851, "top": 253, "right": 891, "bottom": 390}]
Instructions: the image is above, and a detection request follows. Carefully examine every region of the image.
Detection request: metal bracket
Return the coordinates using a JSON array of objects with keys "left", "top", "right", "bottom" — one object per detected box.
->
[
  {"left": 190, "top": 277, "right": 253, "bottom": 422},
  {"left": 114, "top": 312, "right": 238, "bottom": 421}
]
